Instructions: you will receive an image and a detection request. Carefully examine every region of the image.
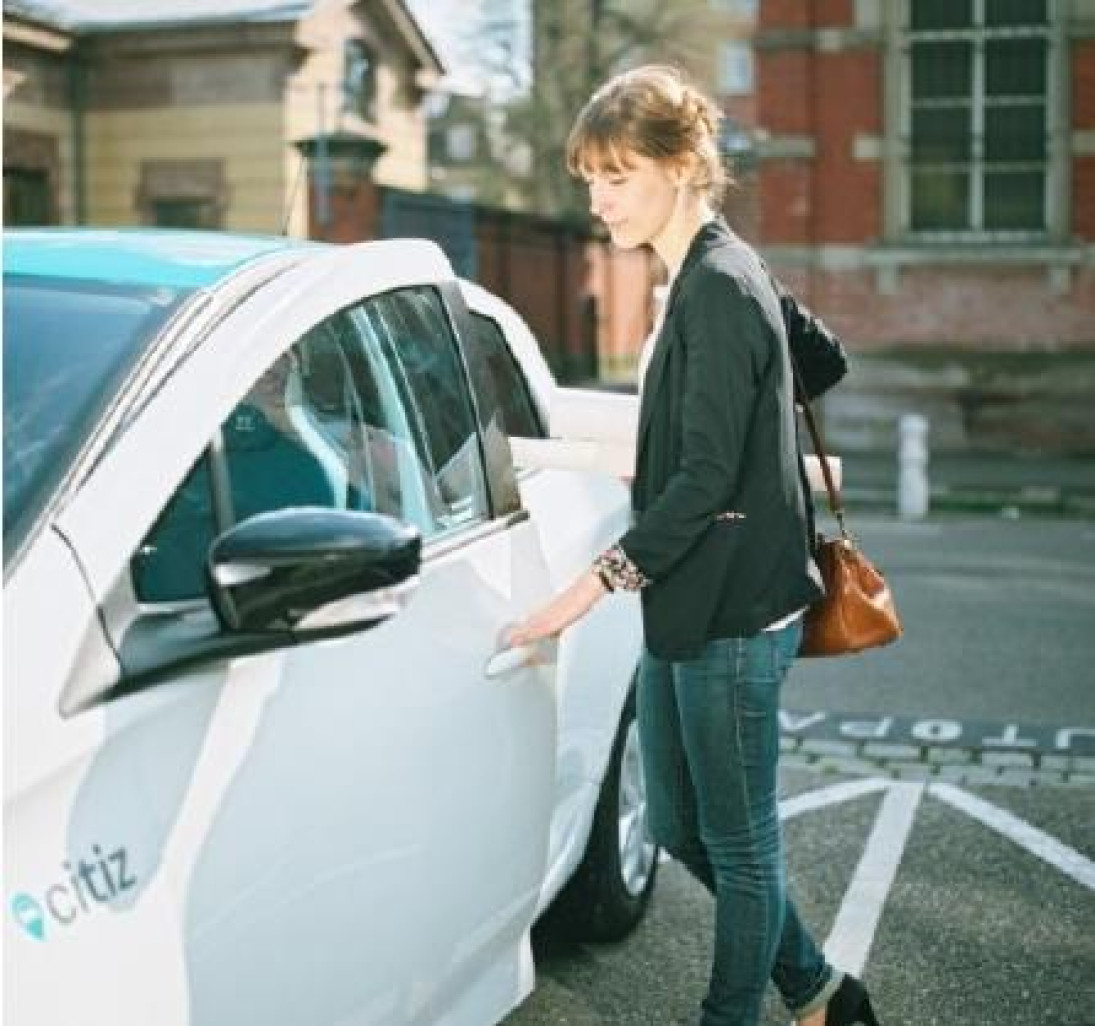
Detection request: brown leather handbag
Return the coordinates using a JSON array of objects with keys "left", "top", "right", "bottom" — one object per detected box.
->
[{"left": 793, "top": 371, "right": 902, "bottom": 658}]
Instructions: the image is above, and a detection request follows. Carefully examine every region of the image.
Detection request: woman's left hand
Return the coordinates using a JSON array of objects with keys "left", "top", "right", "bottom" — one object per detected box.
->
[{"left": 503, "top": 571, "right": 608, "bottom": 649}]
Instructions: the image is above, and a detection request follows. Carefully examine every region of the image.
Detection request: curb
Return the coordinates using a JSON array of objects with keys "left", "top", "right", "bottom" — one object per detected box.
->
[
  {"left": 842, "top": 487, "right": 1095, "bottom": 520},
  {"left": 779, "top": 735, "right": 1093, "bottom": 787}
]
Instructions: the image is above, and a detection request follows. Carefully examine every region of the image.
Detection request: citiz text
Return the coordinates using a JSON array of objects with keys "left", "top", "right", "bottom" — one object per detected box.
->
[{"left": 10, "top": 845, "right": 137, "bottom": 941}]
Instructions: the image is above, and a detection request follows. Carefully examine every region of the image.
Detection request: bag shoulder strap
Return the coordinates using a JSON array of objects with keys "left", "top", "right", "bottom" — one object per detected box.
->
[
  {"left": 789, "top": 357, "right": 850, "bottom": 541},
  {"left": 759, "top": 258, "right": 851, "bottom": 542}
]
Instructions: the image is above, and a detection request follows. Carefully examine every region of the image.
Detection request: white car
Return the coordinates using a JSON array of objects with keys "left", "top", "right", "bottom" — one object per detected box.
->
[{"left": 3, "top": 230, "right": 656, "bottom": 1026}]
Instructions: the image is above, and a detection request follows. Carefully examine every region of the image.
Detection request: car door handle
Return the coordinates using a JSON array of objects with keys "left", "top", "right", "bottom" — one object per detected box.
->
[{"left": 484, "top": 644, "right": 537, "bottom": 680}]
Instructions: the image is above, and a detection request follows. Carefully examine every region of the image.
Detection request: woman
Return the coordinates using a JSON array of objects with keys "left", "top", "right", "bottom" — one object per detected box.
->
[{"left": 504, "top": 66, "right": 879, "bottom": 1026}]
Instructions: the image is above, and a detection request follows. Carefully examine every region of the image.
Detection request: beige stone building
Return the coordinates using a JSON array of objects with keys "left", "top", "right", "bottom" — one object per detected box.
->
[{"left": 2, "top": 0, "right": 443, "bottom": 236}]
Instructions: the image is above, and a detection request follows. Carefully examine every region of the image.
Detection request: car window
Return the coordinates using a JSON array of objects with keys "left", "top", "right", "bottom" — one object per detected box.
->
[
  {"left": 2, "top": 274, "right": 190, "bottom": 564},
  {"left": 130, "top": 452, "right": 217, "bottom": 604},
  {"left": 132, "top": 306, "right": 432, "bottom": 603},
  {"left": 465, "top": 312, "right": 545, "bottom": 439},
  {"left": 340, "top": 305, "right": 442, "bottom": 534},
  {"left": 363, "top": 288, "right": 489, "bottom": 533}
]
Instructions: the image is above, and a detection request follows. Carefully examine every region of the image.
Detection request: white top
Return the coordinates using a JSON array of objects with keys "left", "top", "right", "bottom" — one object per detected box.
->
[{"left": 638, "top": 282, "right": 672, "bottom": 396}]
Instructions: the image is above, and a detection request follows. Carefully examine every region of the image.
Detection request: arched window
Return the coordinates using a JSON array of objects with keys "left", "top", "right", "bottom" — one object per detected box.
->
[{"left": 343, "top": 38, "right": 377, "bottom": 121}]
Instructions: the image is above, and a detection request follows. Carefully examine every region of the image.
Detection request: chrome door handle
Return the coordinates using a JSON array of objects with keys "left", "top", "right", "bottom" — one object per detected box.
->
[{"left": 484, "top": 645, "right": 537, "bottom": 680}]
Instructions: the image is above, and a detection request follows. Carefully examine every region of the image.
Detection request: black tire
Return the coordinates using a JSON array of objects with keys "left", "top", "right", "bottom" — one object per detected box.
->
[{"left": 542, "top": 683, "right": 659, "bottom": 942}]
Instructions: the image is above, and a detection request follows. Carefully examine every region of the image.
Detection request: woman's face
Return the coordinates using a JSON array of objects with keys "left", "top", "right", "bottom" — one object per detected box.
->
[{"left": 582, "top": 151, "right": 683, "bottom": 251}]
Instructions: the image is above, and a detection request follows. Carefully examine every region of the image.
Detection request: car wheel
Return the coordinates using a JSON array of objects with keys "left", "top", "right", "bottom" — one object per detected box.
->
[{"left": 544, "top": 682, "right": 659, "bottom": 941}]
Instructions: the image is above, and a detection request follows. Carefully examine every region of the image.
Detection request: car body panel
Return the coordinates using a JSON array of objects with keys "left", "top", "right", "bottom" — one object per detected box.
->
[
  {"left": 515, "top": 468, "right": 642, "bottom": 910},
  {"left": 54, "top": 238, "right": 455, "bottom": 595},
  {"left": 2, "top": 229, "right": 318, "bottom": 290},
  {"left": 457, "top": 283, "right": 643, "bottom": 911},
  {"left": 4, "top": 231, "right": 643, "bottom": 1026}
]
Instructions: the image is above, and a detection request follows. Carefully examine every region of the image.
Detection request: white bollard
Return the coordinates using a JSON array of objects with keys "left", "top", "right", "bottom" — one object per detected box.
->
[{"left": 898, "top": 413, "right": 930, "bottom": 520}]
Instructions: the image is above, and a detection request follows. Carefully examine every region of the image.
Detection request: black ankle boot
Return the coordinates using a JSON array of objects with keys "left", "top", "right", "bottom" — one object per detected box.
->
[{"left": 824, "top": 974, "right": 880, "bottom": 1026}]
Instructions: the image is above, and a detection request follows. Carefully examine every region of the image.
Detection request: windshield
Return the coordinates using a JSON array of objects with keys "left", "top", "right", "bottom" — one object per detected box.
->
[{"left": 3, "top": 274, "right": 193, "bottom": 563}]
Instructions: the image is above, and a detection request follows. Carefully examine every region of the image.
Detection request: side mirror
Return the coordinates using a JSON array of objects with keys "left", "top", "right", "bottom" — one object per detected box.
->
[
  {"left": 64, "top": 508, "right": 422, "bottom": 715},
  {"left": 208, "top": 507, "right": 421, "bottom": 636}
]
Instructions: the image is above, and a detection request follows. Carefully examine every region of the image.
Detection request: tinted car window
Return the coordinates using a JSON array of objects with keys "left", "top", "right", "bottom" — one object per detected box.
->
[
  {"left": 134, "top": 340, "right": 356, "bottom": 604},
  {"left": 466, "top": 312, "right": 545, "bottom": 439},
  {"left": 365, "top": 288, "right": 489, "bottom": 533},
  {"left": 133, "top": 307, "right": 436, "bottom": 603},
  {"left": 131, "top": 453, "right": 216, "bottom": 604},
  {"left": 2, "top": 275, "right": 190, "bottom": 563},
  {"left": 342, "top": 306, "right": 443, "bottom": 534}
]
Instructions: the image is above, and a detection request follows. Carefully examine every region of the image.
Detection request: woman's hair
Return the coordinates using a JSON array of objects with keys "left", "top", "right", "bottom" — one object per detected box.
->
[{"left": 566, "top": 64, "right": 729, "bottom": 202}]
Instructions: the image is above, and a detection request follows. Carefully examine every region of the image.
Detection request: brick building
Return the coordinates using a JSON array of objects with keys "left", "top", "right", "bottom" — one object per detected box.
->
[
  {"left": 752, "top": 0, "right": 1095, "bottom": 453},
  {"left": 2, "top": 0, "right": 443, "bottom": 236},
  {"left": 524, "top": 0, "right": 1094, "bottom": 453}
]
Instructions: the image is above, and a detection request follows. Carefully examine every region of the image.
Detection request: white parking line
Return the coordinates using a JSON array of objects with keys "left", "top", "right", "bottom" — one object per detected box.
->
[
  {"left": 657, "top": 778, "right": 893, "bottom": 864},
  {"left": 930, "top": 783, "right": 1095, "bottom": 891},
  {"left": 662, "top": 775, "right": 1093, "bottom": 979},
  {"left": 779, "top": 777, "right": 892, "bottom": 821},
  {"left": 822, "top": 782, "right": 924, "bottom": 975}
]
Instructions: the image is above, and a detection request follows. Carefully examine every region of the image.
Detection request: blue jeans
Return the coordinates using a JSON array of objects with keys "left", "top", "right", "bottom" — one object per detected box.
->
[{"left": 638, "top": 621, "right": 841, "bottom": 1026}]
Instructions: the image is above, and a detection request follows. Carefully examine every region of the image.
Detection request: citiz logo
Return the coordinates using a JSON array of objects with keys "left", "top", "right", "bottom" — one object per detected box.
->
[{"left": 10, "top": 845, "right": 137, "bottom": 941}]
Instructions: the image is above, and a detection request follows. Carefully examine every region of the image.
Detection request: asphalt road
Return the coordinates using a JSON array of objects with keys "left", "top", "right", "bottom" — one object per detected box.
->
[
  {"left": 503, "top": 516, "right": 1095, "bottom": 1026},
  {"left": 788, "top": 515, "right": 1095, "bottom": 729}
]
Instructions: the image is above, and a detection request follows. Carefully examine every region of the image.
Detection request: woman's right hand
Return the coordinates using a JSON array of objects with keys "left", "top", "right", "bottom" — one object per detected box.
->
[{"left": 503, "top": 570, "right": 609, "bottom": 649}]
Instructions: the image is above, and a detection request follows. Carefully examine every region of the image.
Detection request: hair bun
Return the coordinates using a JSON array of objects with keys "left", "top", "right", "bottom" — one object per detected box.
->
[
  {"left": 681, "top": 87, "right": 720, "bottom": 138},
  {"left": 567, "top": 64, "right": 731, "bottom": 203}
]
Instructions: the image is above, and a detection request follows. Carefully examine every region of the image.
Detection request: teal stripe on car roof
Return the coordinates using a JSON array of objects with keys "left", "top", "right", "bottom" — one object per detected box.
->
[{"left": 3, "top": 229, "right": 318, "bottom": 290}]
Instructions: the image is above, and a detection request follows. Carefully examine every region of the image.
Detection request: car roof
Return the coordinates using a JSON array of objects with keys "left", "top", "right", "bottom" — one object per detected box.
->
[{"left": 2, "top": 228, "right": 321, "bottom": 291}]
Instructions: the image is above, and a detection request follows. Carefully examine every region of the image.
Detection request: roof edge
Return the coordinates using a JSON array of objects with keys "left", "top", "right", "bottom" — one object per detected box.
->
[
  {"left": 2, "top": 1, "right": 314, "bottom": 34},
  {"left": 2, "top": 8, "right": 75, "bottom": 46},
  {"left": 372, "top": 0, "right": 444, "bottom": 78}
]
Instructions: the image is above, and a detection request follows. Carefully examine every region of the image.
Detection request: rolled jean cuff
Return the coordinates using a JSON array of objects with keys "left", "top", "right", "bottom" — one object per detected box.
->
[{"left": 790, "top": 969, "right": 844, "bottom": 1019}]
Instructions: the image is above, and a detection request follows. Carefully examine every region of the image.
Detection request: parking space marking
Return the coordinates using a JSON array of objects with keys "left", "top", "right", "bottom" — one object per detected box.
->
[
  {"left": 821, "top": 783, "right": 924, "bottom": 975},
  {"left": 781, "top": 707, "right": 1095, "bottom": 757},
  {"left": 930, "top": 783, "right": 1095, "bottom": 891},
  {"left": 779, "top": 778, "right": 891, "bottom": 821},
  {"left": 661, "top": 775, "right": 1092, "bottom": 970}
]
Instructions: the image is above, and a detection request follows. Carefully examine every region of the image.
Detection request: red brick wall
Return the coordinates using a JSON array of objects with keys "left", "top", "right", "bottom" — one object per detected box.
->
[
  {"left": 781, "top": 266, "right": 1095, "bottom": 350},
  {"left": 1073, "top": 41, "right": 1095, "bottom": 240},
  {"left": 812, "top": 50, "right": 882, "bottom": 243},
  {"left": 1074, "top": 157, "right": 1095, "bottom": 240},
  {"left": 759, "top": 162, "right": 811, "bottom": 242},
  {"left": 755, "top": 8, "right": 884, "bottom": 244},
  {"left": 722, "top": 164, "right": 761, "bottom": 242},
  {"left": 588, "top": 244, "right": 658, "bottom": 380},
  {"left": 759, "top": 0, "right": 811, "bottom": 31},
  {"left": 308, "top": 179, "right": 380, "bottom": 243},
  {"left": 722, "top": 94, "right": 757, "bottom": 129},
  {"left": 760, "top": 1, "right": 854, "bottom": 31},
  {"left": 754, "top": 3, "right": 1095, "bottom": 364},
  {"left": 758, "top": 50, "right": 812, "bottom": 135},
  {"left": 757, "top": 3, "right": 1093, "bottom": 452},
  {"left": 814, "top": 0, "right": 853, "bottom": 27},
  {"left": 1074, "top": 41, "right": 1095, "bottom": 128}
]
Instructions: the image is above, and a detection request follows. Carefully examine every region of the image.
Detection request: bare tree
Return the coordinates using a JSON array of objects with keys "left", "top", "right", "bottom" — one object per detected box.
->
[{"left": 513, "top": 0, "right": 720, "bottom": 218}]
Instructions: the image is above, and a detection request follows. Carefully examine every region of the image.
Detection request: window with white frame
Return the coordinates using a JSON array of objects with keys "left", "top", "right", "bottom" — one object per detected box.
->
[
  {"left": 904, "top": 0, "right": 1050, "bottom": 236},
  {"left": 718, "top": 41, "right": 754, "bottom": 96}
]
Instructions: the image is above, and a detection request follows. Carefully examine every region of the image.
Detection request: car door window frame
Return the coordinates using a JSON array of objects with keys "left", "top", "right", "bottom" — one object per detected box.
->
[
  {"left": 436, "top": 281, "right": 524, "bottom": 519},
  {"left": 130, "top": 307, "right": 390, "bottom": 605},
  {"left": 129, "top": 286, "right": 530, "bottom": 609},
  {"left": 465, "top": 309, "right": 546, "bottom": 440},
  {"left": 362, "top": 285, "right": 497, "bottom": 532}
]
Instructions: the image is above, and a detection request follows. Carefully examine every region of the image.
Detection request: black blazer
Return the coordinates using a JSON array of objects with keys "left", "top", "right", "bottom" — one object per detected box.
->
[
  {"left": 777, "top": 277, "right": 848, "bottom": 401},
  {"left": 618, "top": 219, "right": 826, "bottom": 660}
]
